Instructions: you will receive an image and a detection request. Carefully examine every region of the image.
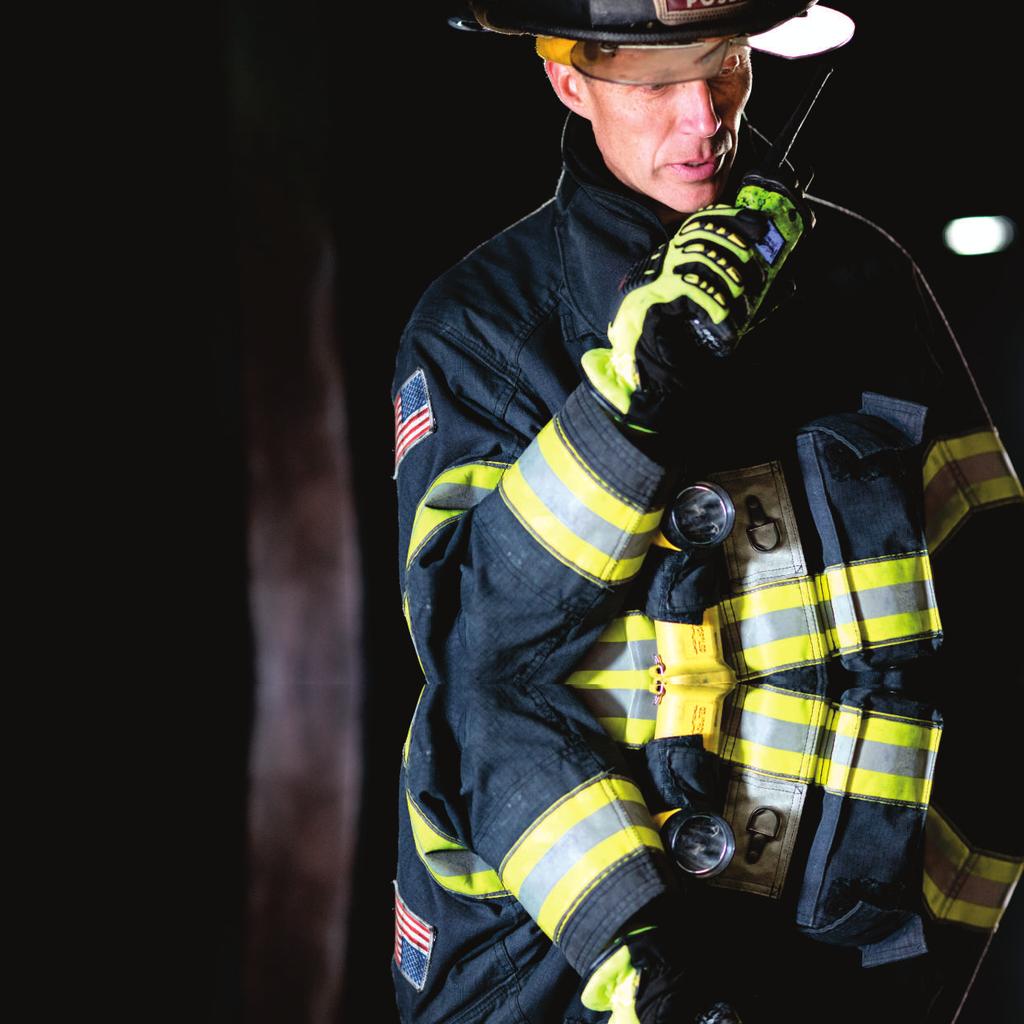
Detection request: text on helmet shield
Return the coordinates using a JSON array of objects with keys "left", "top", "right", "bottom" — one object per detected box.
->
[{"left": 657, "top": 0, "right": 750, "bottom": 24}]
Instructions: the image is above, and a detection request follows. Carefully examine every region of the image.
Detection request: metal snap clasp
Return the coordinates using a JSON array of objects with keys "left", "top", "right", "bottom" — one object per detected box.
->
[
  {"left": 745, "top": 495, "right": 781, "bottom": 552},
  {"left": 745, "top": 805, "right": 783, "bottom": 864}
]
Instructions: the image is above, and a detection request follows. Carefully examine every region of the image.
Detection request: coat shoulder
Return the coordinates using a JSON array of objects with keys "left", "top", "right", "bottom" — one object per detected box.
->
[{"left": 403, "top": 199, "right": 564, "bottom": 373}]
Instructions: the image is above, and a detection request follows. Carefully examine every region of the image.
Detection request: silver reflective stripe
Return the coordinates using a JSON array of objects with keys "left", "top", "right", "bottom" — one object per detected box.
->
[
  {"left": 576, "top": 687, "right": 658, "bottom": 722},
  {"left": 515, "top": 798, "right": 653, "bottom": 919},
  {"left": 425, "top": 481, "right": 495, "bottom": 510},
  {"left": 516, "top": 440, "right": 657, "bottom": 561},
  {"left": 828, "top": 578, "right": 937, "bottom": 627},
  {"left": 423, "top": 847, "right": 499, "bottom": 879},
  {"left": 575, "top": 638, "right": 659, "bottom": 672},
  {"left": 726, "top": 708, "right": 814, "bottom": 755},
  {"left": 728, "top": 604, "right": 820, "bottom": 654},
  {"left": 822, "top": 730, "right": 938, "bottom": 780}
]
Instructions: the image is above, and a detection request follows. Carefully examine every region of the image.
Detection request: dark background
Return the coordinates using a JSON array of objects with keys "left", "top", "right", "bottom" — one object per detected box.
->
[{"left": 188, "top": 2, "right": 1023, "bottom": 1020}]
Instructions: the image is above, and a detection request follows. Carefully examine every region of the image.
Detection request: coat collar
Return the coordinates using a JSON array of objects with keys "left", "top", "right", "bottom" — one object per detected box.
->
[{"left": 553, "top": 110, "right": 761, "bottom": 338}]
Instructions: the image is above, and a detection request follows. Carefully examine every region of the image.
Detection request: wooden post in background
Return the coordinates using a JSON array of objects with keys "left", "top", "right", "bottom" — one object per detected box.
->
[{"left": 230, "top": 1, "right": 363, "bottom": 1018}]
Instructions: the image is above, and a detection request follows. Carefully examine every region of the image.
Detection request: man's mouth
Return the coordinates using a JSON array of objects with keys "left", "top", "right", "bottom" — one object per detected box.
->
[{"left": 666, "top": 153, "right": 724, "bottom": 181}]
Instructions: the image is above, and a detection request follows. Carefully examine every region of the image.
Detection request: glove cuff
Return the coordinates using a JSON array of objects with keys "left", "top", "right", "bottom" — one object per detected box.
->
[
  {"left": 581, "top": 926, "right": 659, "bottom": 1019},
  {"left": 581, "top": 355, "right": 688, "bottom": 446},
  {"left": 581, "top": 347, "right": 636, "bottom": 419}
]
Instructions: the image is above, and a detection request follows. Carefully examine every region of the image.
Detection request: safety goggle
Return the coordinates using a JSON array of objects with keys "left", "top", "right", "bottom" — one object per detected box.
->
[{"left": 570, "top": 36, "right": 750, "bottom": 86}]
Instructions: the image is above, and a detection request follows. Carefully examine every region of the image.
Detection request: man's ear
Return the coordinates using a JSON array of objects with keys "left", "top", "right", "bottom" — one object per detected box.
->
[{"left": 543, "top": 60, "right": 592, "bottom": 119}]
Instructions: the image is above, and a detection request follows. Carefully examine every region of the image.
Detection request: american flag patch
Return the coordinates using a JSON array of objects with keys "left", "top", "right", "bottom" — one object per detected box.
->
[
  {"left": 393, "top": 880, "right": 434, "bottom": 991},
  {"left": 393, "top": 368, "right": 436, "bottom": 476}
]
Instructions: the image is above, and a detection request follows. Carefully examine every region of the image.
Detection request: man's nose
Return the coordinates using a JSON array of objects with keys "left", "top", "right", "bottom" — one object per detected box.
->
[{"left": 671, "top": 78, "right": 722, "bottom": 137}]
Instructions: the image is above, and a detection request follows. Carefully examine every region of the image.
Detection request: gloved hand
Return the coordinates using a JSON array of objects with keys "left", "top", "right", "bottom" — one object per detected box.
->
[
  {"left": 581, "top": 181, "right": 807, "bottom": 436},
  {"left": 581, "top": 926, "right": 742, "bottom": 1024}
]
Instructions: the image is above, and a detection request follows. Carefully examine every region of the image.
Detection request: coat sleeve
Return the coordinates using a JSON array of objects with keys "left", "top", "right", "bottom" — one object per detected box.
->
[
  {"left": 913, "top": 279, "right": 1024, "bottom": 878},
  {"left": 392, "top": 313, "right": 681, "bottom": 976},
  {"left": 860, "top": 221, "right": 1024, "bottom": 1009}
]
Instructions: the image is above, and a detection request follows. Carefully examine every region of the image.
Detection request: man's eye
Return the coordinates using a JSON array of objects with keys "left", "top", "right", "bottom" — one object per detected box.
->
[{"left": 641, "top": 83, "right": 669, "bottom": 94}]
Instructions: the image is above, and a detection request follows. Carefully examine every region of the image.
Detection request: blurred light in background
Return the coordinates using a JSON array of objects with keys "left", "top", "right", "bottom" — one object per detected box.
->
[{"left": 943, "top": 216, "right": 1017, "bottom": 256}]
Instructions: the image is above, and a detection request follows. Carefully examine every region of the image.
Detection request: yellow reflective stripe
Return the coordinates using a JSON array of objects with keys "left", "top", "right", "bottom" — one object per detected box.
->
[
  {"left": 818, "top": 761, "right": 933, "bottom": 805},
  {"left": 596, "top": 612, "right": 657, "bottom": 644},
  {"left": 973, "top": 475, "right": 1023, "bottom": 504},
  {"left": 406, "top": 461, "right": 508, "bottom": 568},
  {"left": 817, "top": 706, "right": 941, "bottom": 806},
  {"left": 498, "top": 417, "right": 662, "bottom": 584},
  {"left": 923, "top": 430, "right": 1012, "bottom": 486},
  {"left": 972, "top": 854, "right": 1024, "bottom": 885},
  {"left": 402, "top": 685, "right": 425, "bottom": 768},
  {"left": 595, "top": 716, "right": 657, "bottom": 747},
  {"left": 737, "top": 685, "right": 823, "bottom": 727},
  {"left": 537, "top": 419, "right": 664, "bottom": 534},
  {"left": 405, "top": 791, "right": 507, "bottom": 898},
  {"left": 821, "top": 553, "right": 942, "bottom": 652},
  {"left": 581, "top": 570, "right": 945, "bottom": 771},
  {"left": 500, "top": 461, "right": 649, "bottom": 583},
  {"left": 923, "top": 806, "right": 1023, "bottom": 930},
  {"left": 824, "top": 553, "right": 931, "bottom": 595},
  {"left": 922, "top": 873, "right": 1003, "bottom": 930},
  {"left": 540, "top": 826, "right": 663, "bottom": 941},
  {"left": 727, "top": 738, "right": 813, "bottom": 780},
  {"left": 831, "top": 708, "right": 942, "bottom": 751},
  {"left": 828, "top": 609, "right": 942, "bottom": 652},
  {"left": 733, "top": 631, "right": 828, "bottom": 677},
  {"left": 401, "top": 592, "right": 427, "bottom": 678},
  {"left": 723, "top": 577, "right": 831, "bottom": 676},
  {"left": 924, "top": 429, "right": 1024, "bottom": 552},
  {"left": 718, "top": 685, "right": 941, "bottom": 804},
  {"left": 500, "top": 774, "right": 663, "bottom": 940},
  {"left": 501, "top": 775, "right": 640, "bottom": 893},
  {"left": 720, "top": 684, "right": 829, "bottom": 781},
  {"left": 566, "top": 614, "right": 660, "bottom": 746},
  {"left": 722, "top": 554, "right": 940, "bottom": 682},
  {"left": 730, "top": 577, "right": 817, "bottom": 617}
]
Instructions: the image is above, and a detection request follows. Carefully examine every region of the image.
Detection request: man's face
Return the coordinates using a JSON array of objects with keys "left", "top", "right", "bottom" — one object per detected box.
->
[{"left": 546, "top": 42, "right": 753, "bottom": 224}]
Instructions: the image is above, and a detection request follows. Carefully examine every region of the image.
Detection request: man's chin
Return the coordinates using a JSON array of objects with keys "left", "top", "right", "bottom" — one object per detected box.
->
[{"left": 655, "top": 179, "right": 724, "bottom": 222}]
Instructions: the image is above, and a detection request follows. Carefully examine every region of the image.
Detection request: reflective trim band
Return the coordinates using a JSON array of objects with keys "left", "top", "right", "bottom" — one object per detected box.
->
[
  {"left": 821, "top": 553, "right": 942, "bottom": 653},
  {"left": 499, "top": 773, "right": 664, "bottom": 941},
  {"left": 579, "top": 563, "right": 943, "bottom": 757},
  {"left": 924, "top": 429, "right": 1023, "bottom": 553},
  {"left": 402, "top": 592, "right": 427, "bottom": 678},
  {"left": 405, "top": 791, "right": 508, "bottom": 899},
  {"left": 406, "top": 461, "right": 509, "bottom": 568},
  {"left": 720, "top": 553, "right": 940, "bottom": 682},
  {"left": 566, "top": 614, "right": 659, "bottom": 747},
  {"left": 594, "top": 716, "right": 658, "bottom": 746},
  {"left": 720, "top": 685, "right": 829, "bottom": 782},
  {"left": 703, "top": 684, "right": 941, "bottom": 806},
  {"left": 923, "top": 805, "right": 1023, "bottom": 930},
  {"left": 723, "top": 577, "right": 829, "bottom": 677},
  {"left": 499, "top": 418, "right": 663, "bottom": 584},
  {"left": 573, "top": 687, "right": 657, "bottom": 722},
  {"left": 817, "top": 705, "right": 941, "bottom": 806},
  {"left": 595, "top": 615, "right": 657, "bottom": 644},
  {"left": 402, "top": 685, "right": 424, "bottom": 768},
  {"left": 571, "top": 638, "right": 659, "bottom": 674}
]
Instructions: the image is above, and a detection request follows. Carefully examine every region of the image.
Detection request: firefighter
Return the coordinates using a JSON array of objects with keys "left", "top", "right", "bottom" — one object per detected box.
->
[{"left": 390, "top": 3, "right": 1024, "bottom": 1021}]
